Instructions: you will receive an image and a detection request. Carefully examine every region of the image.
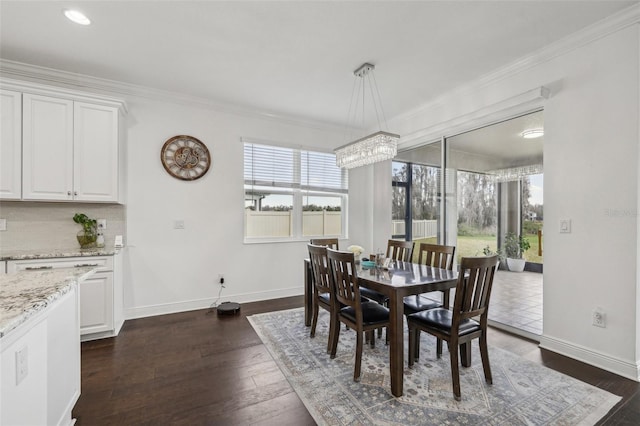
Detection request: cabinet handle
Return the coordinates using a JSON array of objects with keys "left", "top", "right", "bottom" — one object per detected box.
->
[
  {"left": 25, "top": 266, "right": 53, "bottom": 270},
  {"left": 74, "top": 191, "right": 78, "bottom": 196},
  {"left": 67, "top": 191, "right": 72, "bottom": 196},
  {"left": 74, "top": 263, "right": 99, "bottom": 268}
]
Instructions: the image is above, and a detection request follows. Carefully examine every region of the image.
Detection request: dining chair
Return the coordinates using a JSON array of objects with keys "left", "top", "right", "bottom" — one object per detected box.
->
[
  {"left": 327, "top": 248, "right": 390, "bottom": 382},
  {"left": 386, "top": 239, "right": 415, "bottom": 262},
  {"left": 309, "top": 238, "right": 339, "bottom": 250},
  {"left": 404, "top": 243, "right": 456, "bottom": 358},
  {"left": 407, "top": 255, "right": 499, "bottom": 400},
  {"left": 360, "top": 239, "right": 415, "bottom": 305},
  {"left": 307, "top": 244, "right": 337, "bottom": 353}
]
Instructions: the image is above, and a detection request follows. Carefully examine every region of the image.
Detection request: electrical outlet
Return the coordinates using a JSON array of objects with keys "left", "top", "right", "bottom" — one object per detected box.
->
[
  {"left": 16, "top": 346, "right": 28, "bottom": 385},
  {"left": 97, "top": 219, "right": 107, "bottom": 229},
  {"left": 218, "top": 274, "right": 225, "bottom": 285},
  {"left": 592, "top": 308, "right": 606, "bottom": 328},
  {"left": 174, "top": 220, "right": 185, "bottom": 229}
]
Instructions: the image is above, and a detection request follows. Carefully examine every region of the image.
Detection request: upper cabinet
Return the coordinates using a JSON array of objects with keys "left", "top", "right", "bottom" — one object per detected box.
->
[
  {"left": 1, "top": 80, "right": 126, "bottom": 203},
  {"left": 0, "top": 90, "right": 22, "bottom": 199}
]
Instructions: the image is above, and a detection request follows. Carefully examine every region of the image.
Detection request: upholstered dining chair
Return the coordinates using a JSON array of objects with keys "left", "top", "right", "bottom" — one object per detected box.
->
[
  {"left": 404, "top": 243, "right": 456, "bottom": 358},
  {"left": 307, "top": 244, "right": 337, "bottom": 353},
  {"left": 326, "top": 248, "right": 390, "bottom": 382},
  {"left": 407, "top": 255, "right": 499, "bottom": 400},
  {"left": 310, "top": 238, "right": 339, "bottom": 250}
]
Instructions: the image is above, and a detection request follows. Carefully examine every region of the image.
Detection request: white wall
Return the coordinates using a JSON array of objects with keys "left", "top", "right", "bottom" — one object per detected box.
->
[
  {"left": 123, "top": 95, "right": 344, "bottom": 318},
  {"left": 357, "top": 23, "right": 640, "bottom": 379}
]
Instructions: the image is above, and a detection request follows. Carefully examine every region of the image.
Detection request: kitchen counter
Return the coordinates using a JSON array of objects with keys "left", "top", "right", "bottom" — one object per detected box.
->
[
  {"left": 0, "top": 267, "right": 95, "bottom": 338},
  {"left": 0, "top": 247, "right": 119, "bottom": 261}
]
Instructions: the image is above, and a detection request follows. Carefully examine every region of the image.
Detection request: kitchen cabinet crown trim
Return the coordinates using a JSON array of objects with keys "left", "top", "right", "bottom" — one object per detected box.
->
[{"left": 0, "top": 77, "right": 127, "bottom": 113}]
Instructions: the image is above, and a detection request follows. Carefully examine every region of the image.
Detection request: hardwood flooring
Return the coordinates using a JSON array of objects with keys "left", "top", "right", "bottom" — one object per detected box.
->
[{"left": 73, "top": 296, "right": 639, "bottom": 425}]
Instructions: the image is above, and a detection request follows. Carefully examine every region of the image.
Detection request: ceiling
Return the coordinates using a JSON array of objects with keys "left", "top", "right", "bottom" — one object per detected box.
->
[{"left": 0, "top": 1, "right": 635, "bottom": 130}]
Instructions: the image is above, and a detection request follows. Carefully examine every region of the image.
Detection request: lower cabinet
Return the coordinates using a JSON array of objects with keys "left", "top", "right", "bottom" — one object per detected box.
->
[
  {"left": 6, "top": 253, "right": 123, "bottom": 341},
  {"left": 1, "top": 285, "right": 80, "bottom": 426}
]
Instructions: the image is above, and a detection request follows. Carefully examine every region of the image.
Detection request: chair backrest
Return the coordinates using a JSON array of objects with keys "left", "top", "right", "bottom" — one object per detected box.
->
[
  {"left": 310, "top": 238, "right": 339, "bottom": 250},
  {"left": 417, "top": 243, "right": 456, "bottom": 270},
  {"left": 308, "top": 244, "right": 332, "bottom": 296},
  {"left": 386, "top": 239, "right": 414, "bottom": 262},
  {"left": 453, "top": 256, "right": 499, "bottom": 322},
  {"left": 326, "top": 248, "right": 362, "bottom": 312}
]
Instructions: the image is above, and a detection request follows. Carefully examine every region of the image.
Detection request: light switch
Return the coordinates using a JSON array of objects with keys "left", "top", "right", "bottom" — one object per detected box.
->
[
  {"left": 560, "top": 219, "right": 571, "bottom": 233},
  {"left": 174, "top": 220, "right": 185, "bottom": 229},
  {"left": 0, "top": 218, "right": 6, "bottom": 231}
]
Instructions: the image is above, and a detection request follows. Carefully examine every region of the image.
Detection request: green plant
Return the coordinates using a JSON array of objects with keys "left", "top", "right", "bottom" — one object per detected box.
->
[
  {"left": 504, "top": 232, "right": 530, "bottom": 259},
  {"left": 73, "top": 213, "right": 97, "bottom": 248},
  {"left": 481, "top": 245, "right": 505, "bottom": 261}
]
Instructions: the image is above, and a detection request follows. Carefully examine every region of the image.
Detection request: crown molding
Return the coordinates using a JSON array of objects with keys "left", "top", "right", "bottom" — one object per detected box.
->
[
  {"left": 394, "top": 3, "right": 640, "bottom": 126},
  {"left": 0, "top": 59, "right": 344, "bottom": 133}
]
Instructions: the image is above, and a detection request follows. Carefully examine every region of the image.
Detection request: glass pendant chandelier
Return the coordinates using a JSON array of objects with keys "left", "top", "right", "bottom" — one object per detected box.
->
[{"left": 335, "top": 63, "right": 399, "bottom": 169}]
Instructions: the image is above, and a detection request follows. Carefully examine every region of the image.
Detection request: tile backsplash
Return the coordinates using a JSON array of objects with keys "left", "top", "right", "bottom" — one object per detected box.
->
[{"left": 0, "top": 201, "right": 125, "bottom": 253}]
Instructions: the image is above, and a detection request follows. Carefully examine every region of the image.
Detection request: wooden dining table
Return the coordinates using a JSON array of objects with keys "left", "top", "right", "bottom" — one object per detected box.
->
[{"left": 303, "top": 258, "right": 462, "bottom": 397}]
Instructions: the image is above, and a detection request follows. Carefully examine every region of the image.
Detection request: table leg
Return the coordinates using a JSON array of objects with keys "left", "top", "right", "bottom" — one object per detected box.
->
[
  {"left": 388, "top": 292, "right": 404, "bottom": 397},
  {"left": 304, "top": 260, "right": 312, "bottom": 327}
]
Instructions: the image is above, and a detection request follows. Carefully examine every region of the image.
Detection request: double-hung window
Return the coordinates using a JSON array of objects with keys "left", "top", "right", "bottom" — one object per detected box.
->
[{"left": 243, "top": 139, "right": 348, "bottom": 242}]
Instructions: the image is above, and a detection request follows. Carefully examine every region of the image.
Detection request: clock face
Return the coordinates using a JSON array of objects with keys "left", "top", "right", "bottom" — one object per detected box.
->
[{"left": 161, "top": 135, "right": 211, "bottom": 181}]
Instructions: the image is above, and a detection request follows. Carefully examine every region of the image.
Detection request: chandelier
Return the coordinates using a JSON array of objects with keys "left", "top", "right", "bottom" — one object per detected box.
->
[
  {"left": 490, "top": 164, "right": 543, "bottom": 182},
  {"left": 335, "top": 63, "right": 399, "bottom": 169}
]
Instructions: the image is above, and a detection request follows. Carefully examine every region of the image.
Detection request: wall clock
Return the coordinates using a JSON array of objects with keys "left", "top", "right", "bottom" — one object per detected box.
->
[{"left": 160, "top": 135, "right": 211, "bottom": 181}]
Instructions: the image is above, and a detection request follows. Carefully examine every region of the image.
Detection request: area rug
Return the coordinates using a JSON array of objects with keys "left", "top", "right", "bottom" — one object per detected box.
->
[{"left": 248, "top": 308, "right": 621, "bottom": 426}]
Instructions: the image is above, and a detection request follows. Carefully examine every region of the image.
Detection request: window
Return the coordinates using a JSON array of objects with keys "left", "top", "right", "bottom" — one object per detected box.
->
[{"left": 243, "top": 139, "right": 348, "bottom": 241}]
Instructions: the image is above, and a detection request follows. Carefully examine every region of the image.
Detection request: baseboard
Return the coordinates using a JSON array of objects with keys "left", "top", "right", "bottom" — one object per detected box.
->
[
  {"left": 124, "top": 287, "right": 303, "bottom": 320},
  {"left": 539, "top": 334, "right": 640, "bottom": 382}
]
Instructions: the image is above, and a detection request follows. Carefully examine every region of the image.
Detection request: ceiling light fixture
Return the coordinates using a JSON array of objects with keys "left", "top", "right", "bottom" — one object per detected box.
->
[
  {"left": 521, "top": 128, "right": 544, "bottom": 139},
  {"left": 64, "top": 9, "right": 91, "bottom": 25},
  {"left": 334, "top": 63, "right": 399, "bottom": 169}
]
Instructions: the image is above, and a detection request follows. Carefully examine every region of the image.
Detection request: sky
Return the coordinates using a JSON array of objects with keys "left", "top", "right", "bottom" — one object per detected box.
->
[{"left": 528, "top": 174, "right": 544, "bottom": 205}]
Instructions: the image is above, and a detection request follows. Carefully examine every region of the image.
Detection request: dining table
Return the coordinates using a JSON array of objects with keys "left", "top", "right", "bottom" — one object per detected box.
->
[{"left": 303, "top": 258, "right": 465, "bottom": 397}]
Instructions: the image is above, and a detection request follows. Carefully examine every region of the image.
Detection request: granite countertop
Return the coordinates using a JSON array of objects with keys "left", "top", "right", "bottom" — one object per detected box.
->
[
  {"left": 0, "top": 267, "right": 96, "bottom": 338},
  {"left": 0, "top": 247, "right": 119, "bottom": 261}
]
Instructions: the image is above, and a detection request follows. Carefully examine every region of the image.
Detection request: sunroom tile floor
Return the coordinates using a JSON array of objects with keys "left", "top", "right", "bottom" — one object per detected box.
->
[{"left": 489, "top": 270, "right": 543, "bottom": 338}]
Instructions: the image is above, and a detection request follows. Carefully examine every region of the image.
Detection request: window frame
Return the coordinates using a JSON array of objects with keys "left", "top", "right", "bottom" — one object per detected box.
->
[{"left": 243, "top": 138, "right": 348, "bottom": 243}]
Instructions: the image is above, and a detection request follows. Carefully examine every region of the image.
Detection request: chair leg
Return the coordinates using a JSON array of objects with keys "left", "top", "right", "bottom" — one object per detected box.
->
[
  {"left": 369, "top": 330, "right": 376, "bottom": 348},
  {"left": 479, "top": 332, "right": 493, "bottom": 385},
  {"left": 436, "top": 337, "right": 443, "bottom": 359},
  {"left": 310, "top": 302, "right": 319, "bottom": 338},
  {"left": 408, "top": 326, "right": 416, "bottom": 367},
  {"left": 354, "top": 330, "right": 363, "bottom": 381},
  {"left": 330, "top": 316, "right": 341, "bottom": 359},
  {"left": 327, "top": 311, "right": 337, "bottom": 354},
  {"left": 449, "top": 338, "right": 461, "bottom": 401}
]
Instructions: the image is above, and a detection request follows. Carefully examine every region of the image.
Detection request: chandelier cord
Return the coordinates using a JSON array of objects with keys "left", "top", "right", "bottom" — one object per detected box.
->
[{"left": 370, "top": 70, "right": 389, "bottom": 132}]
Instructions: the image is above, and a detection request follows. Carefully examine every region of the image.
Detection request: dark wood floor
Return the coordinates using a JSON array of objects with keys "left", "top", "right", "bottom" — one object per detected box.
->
[{"left": 73, "top": 296, "right": 639, "bottom": 425}]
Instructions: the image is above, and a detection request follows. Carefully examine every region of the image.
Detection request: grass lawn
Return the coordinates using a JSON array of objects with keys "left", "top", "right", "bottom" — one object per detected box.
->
[{"left": 412, "top": 233, "right": 543, "bottom": 264}]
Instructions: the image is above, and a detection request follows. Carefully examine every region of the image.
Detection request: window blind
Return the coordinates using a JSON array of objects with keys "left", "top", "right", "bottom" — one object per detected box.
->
[{"left": 244, "top": 142, "right": 347, "bottom": 193}]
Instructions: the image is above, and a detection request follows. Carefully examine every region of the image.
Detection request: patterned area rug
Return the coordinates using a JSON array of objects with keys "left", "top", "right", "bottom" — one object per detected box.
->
[{"left": 248, "top": 308, "right": 621, "bottom": 426}]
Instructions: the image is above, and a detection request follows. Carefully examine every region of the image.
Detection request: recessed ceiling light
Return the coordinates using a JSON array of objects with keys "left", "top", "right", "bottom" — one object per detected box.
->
[
  {"left": 521, "top": 128, "right": 544, "bottom": 139},
  {"left": 64, "top": 9, "right": 91, "bottom": 26}
]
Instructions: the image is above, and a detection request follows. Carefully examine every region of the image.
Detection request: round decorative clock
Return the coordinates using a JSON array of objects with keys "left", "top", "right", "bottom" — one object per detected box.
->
[{"left": 160, "top": 135, "right": 211, "bottom": 181}]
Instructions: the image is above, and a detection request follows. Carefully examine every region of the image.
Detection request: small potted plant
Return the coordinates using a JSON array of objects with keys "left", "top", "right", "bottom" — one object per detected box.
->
[
  {"left": 73, "top": 213, "right": 97, "bottom": 249},
  {"left": 504, "top": 232, "right": 530, "bottom": 272},
  {"left": 482, "top": 245, "right": 505, "bottom": 269}
]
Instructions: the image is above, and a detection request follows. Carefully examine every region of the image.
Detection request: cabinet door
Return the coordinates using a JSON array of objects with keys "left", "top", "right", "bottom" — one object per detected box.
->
[
  {"left": 0, "top": 90, "right": 22, "bottom": 199},
  {"left": 80, "top": 272, "right": 114, "bottom": 335},
  {"left": 74, "top": 102, "right": 119, "bottom": 202},
  {"left": 23, "top": 94, "right": 74, "bottom": 201}
]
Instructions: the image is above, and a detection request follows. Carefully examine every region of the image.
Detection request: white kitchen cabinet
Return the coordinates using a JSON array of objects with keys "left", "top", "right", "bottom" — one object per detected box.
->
[
  {"left": 1, "top": 285, "right": 80, "bottom": 426},
  {"left": 6, "top": 253, "right": 123, "bottom": 341},
  {"left": 0, "top": 90, "right": 22, "bottom": 200},
  {"left": 22, "top": 94, "right": 120, "bottom": 202},
  {"left": 73, "top": 102, "right": 119, "bottom": 201}
]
